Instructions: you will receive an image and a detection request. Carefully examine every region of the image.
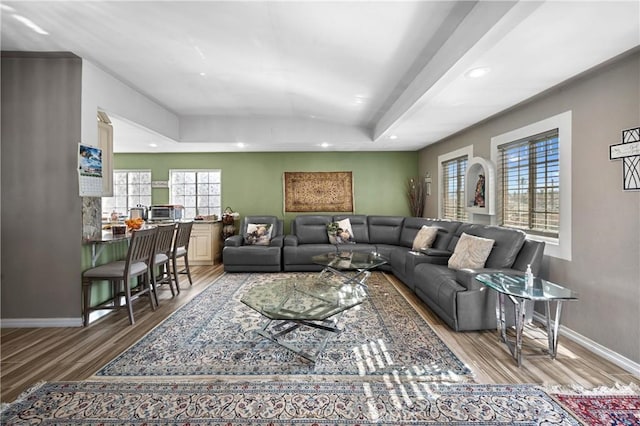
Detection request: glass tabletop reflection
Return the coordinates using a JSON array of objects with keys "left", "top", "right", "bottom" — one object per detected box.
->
[
  {"left": 241, "top": 276, "right": 367, "bottom": 321},
  {"left": 475, "top": 272, "right": 579, "bottom": 301}
]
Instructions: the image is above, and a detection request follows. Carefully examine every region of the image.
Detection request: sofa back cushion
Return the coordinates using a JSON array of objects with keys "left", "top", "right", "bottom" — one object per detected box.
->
[
  {"left": 430, "top": 220, "right": 462, "bottom": 250},
  {"left": 399, "top": 217, "right": 433, "bottom": 247},
  {"left": 368, "top": 216, "right": 404, "bottom": 245},
  {"left": 292, "top": 215, "right": 332, "bottom": 244},
  {"left": 333, "top": 215, "right": 369, "bottom": 243},
  {"left": 449, "top": 224, "right": 526, "bottom": 269}
]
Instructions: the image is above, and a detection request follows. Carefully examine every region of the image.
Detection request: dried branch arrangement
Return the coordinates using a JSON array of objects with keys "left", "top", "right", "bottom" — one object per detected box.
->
[{"left": 406, "top": 177, "right": 426, "bottom": 217}]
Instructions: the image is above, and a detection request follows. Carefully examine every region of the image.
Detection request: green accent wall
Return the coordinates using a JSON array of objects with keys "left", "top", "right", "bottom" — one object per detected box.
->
[{"left": 114, "top": 151, "right": 419, "bottom": 231}]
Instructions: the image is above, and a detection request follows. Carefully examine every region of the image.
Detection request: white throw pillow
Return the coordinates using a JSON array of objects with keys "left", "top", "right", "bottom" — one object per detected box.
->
[
  {"left": 448, "top": 233, "right": 495, "bottom": 270},
  {"left": 327, "top": 218, "right": 355, "bottom": 244},
  {"left": 244, "top": 223, "right": 273, "bottom": 246},
  {"left": 412, "top": 225, "right": 439, "bottom": 251}
]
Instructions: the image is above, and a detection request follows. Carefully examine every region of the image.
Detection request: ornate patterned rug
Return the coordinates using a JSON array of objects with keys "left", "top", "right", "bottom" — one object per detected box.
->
[
  {"left": 95, "top": 272, "right": 472, "bottom": 381},
  {"left": 0, "top": 381, "right": 581, "bottom": 425},
  {"left": 550, "top": 384, "right": 640, "bottom": 425}
]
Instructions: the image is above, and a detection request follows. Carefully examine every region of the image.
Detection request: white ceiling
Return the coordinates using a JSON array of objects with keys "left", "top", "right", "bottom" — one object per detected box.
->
[{"left": 2, "top": 1, "right": 639, "bottom": 153}]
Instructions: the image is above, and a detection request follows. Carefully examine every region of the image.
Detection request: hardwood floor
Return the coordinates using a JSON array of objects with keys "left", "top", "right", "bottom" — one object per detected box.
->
[{"left": 1, "top": 266, "right": 637, "bottom": 404}]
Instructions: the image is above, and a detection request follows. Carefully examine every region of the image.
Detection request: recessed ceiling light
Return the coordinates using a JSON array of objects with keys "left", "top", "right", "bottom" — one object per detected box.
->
[
  {"left": 321, "top": 142, "right": 330, "bottom": 148},
  {"left": 389, "top": 134, "right": 398, "bottom": 140},
  {"left": 465, "top": 66, "right": 491, "bottom": 79},
  {"left": 199, "top": 72, "right": 206, "bottom": 77},
  {"left": 12, "top": 14, "right": 48, "bottom": 35},
  {"left": 149, "top": 143, "right": 158, "bottom": 148},
  {"left": 237, "top": 142, "right": 245, "bottom": 148}
]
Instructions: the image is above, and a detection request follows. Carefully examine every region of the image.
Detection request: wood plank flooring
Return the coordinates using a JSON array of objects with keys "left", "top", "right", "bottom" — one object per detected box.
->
[{"left": 1, "top": 266, "right": 637, "bottom": 403}]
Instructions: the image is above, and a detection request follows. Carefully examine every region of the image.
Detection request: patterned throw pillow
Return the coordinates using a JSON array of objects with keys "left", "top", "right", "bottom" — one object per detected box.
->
[
  {"left": 412, "top": 225, "right": 439, "bottom": 251},
  {"left": 244, "top": 223, "right": 273, "bottom": 246},
  {"left": 448, "top": 233, "right": 495, "bottom": 270},
  {"left": 327, "top": 218, "right": 355, "bottom": 244}
]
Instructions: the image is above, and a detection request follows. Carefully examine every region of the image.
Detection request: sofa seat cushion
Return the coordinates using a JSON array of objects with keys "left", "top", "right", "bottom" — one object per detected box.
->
[
  {"left": 283, "top": 244, "right": 337, "bottom": 265},
  {"left": 223, "top": 246, "right": 281, "bottom": 266}
]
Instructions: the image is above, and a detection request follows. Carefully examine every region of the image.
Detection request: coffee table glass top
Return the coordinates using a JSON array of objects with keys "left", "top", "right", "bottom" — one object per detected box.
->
[
  {"left": 241, "top": 276, "right": 367, "bottom": 321},
  {"left": 475, "top": 272, "right": 578, "bottom": 301},
  {"left": 311, "top": 251, "right": 388, "bottom": 271}
]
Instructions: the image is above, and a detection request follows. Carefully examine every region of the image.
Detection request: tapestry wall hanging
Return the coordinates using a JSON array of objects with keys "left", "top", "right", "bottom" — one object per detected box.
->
[{"left": 284, "top": 171, "right": 354, "bottom": 212}]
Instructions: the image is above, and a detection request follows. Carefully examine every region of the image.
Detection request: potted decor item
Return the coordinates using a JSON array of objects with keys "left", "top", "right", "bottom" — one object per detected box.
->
[
  {"left": 406, "top": 177, "right": 426, "bottom": 217},
  {"left": 222, "top": 207, "right": 240, "bottom": 239}
]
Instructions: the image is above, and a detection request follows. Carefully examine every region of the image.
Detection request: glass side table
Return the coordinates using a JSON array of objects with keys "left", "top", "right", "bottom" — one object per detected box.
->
[{"left": 475, "top": 272, "right": 578, "bottom": 367}]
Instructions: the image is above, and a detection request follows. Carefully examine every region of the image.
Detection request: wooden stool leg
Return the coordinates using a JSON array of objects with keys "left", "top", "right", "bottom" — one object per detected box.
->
[
  {"left": 82, "top": 279, "right": 91, "bottom": 327},
  {"left": 183, "top": 255, "right": 193, "bottom": 286},
  {"left": 147, "top": 272, "right": 157, "bottom": 310},
  {"left": 123, "top": 277, "right": 135, "bottom": 325},
  {"left": 165, "top": 263, "right": 176, "bottom": 297},
  {"left": 172, "top": 257, "right": 181, "bottom": 294}
]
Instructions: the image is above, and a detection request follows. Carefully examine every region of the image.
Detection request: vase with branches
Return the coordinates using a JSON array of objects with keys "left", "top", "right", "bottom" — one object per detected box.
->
[{"left": 406, "top": 177, "right": 426, "bottom": 217}]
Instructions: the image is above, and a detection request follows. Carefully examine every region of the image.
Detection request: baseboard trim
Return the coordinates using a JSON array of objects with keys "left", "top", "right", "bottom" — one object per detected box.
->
[
  {"left": 533, "top": 312, "right": 640, "bottom": 377},
  {"left": 0, "top": 317, "right": 83, "bottom": 328}
]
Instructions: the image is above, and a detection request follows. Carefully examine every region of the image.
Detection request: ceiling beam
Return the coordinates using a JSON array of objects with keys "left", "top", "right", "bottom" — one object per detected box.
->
[{"left": 371, "top": 1, "right": 517, "bottom": 142}]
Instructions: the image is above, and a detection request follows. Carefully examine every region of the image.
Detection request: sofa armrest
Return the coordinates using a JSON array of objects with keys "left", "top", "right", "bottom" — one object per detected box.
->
[
  {"left": 406, "top": 250, "right": 451, "bottom": 267},
  {"left": 270, "top": 235, "right": 284, "bottom": 247},
  {"left": 455, "top": 268, "right": 524, "bottom": 291},
  {"left": 418, "top": 248, "right": 452, "bottom": 257},
  {"left": 284, "top": 235, "right": 299, "bottom": 246},
  {"left": 225, "top": 235, "right": 244, "bottom": 247}
]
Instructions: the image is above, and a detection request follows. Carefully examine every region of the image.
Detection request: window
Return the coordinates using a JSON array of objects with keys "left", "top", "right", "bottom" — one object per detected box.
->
[
  {"left": 438, "top": 146, "right": 472, "bottom": 222},
  {"left": 498, "top": 130, "right": 559, "bottom": 237},
  {"left": 102, "top": 170, "right": 152, "bottom": 220},
  {"left": 491, "top": 111, "right": 572, "bottom": 261},
  {"left": 169, "top": 169, "right": 221, "bottom": 219}
]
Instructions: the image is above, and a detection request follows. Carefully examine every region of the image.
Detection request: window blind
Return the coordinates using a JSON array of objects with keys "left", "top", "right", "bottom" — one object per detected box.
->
[
  {"left": 498, "top": 129, "right": 559, "bottom": 237},
  {"left": 441, "top": 156, "right": 468, "bottom": 221}
]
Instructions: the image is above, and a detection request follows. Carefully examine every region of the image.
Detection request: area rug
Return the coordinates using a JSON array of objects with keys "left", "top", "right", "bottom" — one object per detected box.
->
[
  {"left": 550, "top": 384, "right": 640, "bottom": 426},
  {"left": 95, "top": 272, "right": 472, "bottom": 381},
  {"left": 0, "top": 381, "right": 582, "bottom": 425}
]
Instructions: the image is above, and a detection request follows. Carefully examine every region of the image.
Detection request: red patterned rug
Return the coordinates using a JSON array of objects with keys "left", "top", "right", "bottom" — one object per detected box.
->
[{"left": 551, "top": 385, "right": 640, "bottom": 426}]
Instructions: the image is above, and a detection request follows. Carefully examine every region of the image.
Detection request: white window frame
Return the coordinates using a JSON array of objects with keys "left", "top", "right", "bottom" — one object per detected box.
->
[
  {"left": 102, "top": 169, "right": 152, "bottom": 220},
  {"left": 491, "top": 111, "right": 572, "bottom": 261},
  {"left": 438, "top": 145, "right": 473, "bottom": 221},
  {"left": 169, "top": 169, "right": 222, "bottom": 219}
]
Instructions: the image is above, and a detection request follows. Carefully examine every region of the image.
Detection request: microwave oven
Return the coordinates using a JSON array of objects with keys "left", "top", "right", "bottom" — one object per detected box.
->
[{"left": 149, "top": 205, "right": 184, "bottom": 221}]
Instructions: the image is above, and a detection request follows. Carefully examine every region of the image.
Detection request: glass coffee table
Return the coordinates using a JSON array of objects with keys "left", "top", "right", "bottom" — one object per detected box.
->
[
  {"left": 475, "top": 272, "right": 578, "bottom": 367},
  {"left": 241, "top": 276, "right": 367, "bottom": 362},
  {"left": 312, "top": 251, "right": 388, "bottom": 287}
]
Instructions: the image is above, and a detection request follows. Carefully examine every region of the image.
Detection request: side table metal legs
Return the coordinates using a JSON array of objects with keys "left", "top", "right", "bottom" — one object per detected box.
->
[
  {"left": 545, "top": 300, "right": 564, "bottom": 359},
  {"left": 494, "top": 293, "right": 566, "bottom": 366}
]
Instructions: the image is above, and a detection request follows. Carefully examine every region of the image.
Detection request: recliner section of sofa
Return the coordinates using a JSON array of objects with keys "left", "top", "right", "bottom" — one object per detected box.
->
[
  {"left": 226, "top": 213, "right": 545, "bottom": 332},
  {"left": 223, "top": 215, "right": 284, "bottom": 272}
]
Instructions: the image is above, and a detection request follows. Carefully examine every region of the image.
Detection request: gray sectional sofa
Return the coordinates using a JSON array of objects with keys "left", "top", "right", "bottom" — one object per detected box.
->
[{"left": 223, "top": 214, "right": 545, "bottom": 331}]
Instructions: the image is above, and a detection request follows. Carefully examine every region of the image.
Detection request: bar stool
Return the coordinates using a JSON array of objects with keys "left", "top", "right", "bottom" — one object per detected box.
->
[
  {"left": 82, "top": 227, "right": 158, "bottom": 326},
  {"left": 171, "top": 221, "right": 194, "bottom": 293},
  {"left": 151, "top": 224, "right": 178, "bottom": 298}
]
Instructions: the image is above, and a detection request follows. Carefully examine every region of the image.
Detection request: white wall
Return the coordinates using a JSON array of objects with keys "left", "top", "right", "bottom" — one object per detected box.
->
[{"left": 81, "top": 60, "right": 179, "bottom": 148}]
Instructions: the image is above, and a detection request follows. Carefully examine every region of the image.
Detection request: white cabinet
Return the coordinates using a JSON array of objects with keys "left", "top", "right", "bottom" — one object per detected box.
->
[{"left": 187, "top": 222, "right": 222, "bottom": 265}]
